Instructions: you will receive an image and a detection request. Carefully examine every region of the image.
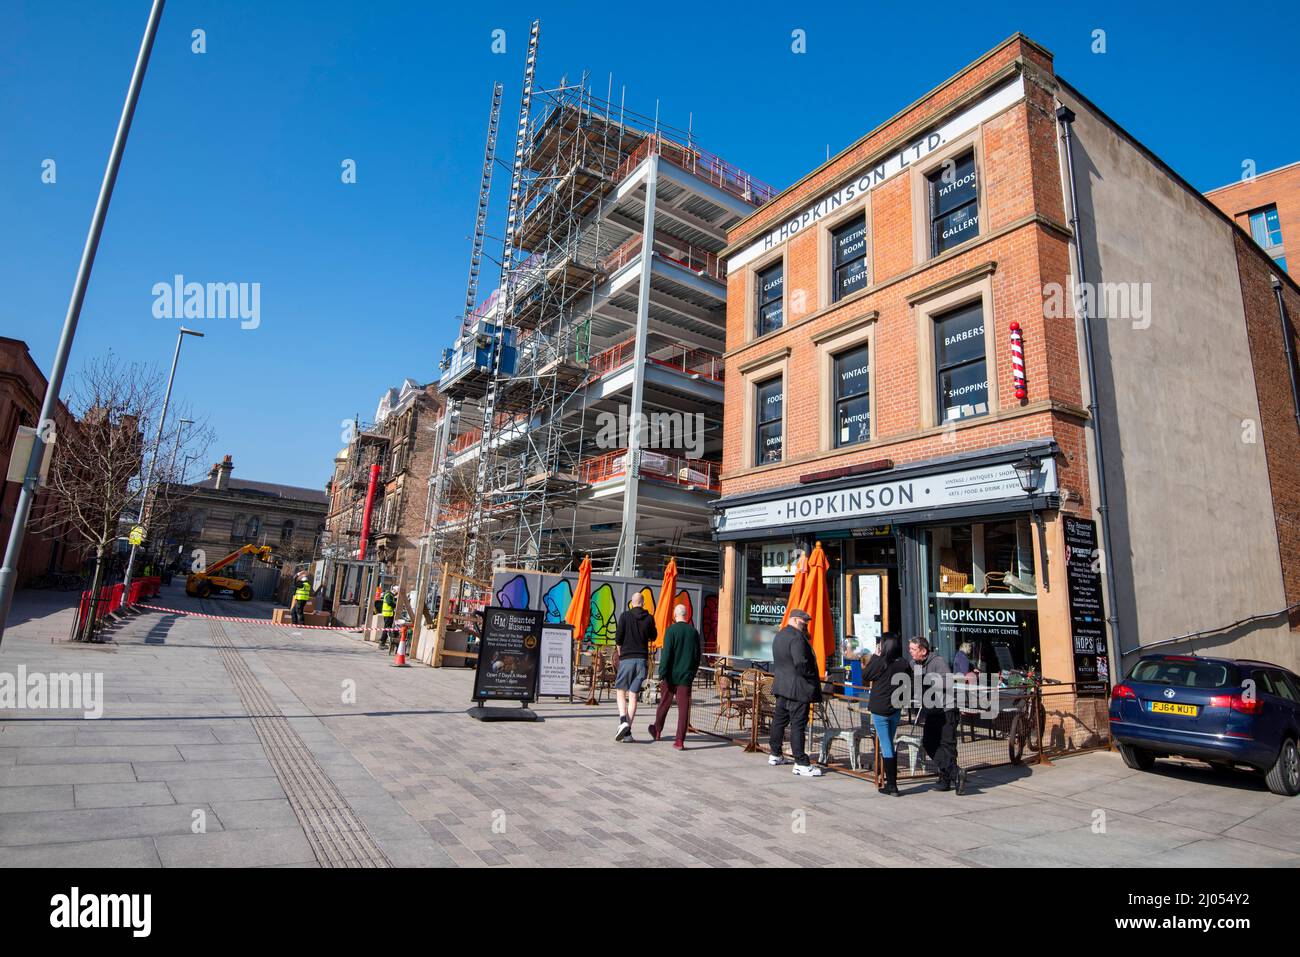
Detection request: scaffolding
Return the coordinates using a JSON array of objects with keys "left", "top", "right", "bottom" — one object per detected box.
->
[{"left": 420, "top": 19, "right": 774, "bottom": 600}]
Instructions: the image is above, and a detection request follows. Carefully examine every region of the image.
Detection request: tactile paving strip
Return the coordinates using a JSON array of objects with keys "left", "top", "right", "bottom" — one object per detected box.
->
[{"left": 207, "top": 619, "right": 392, "bottom": 868}]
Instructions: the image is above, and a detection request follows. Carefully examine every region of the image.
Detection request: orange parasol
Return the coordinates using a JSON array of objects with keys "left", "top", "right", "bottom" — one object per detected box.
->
[
  {"left": 651, "top": 556, "right": 678, "bottom": 650},
  {"left": 779, "top": 551, "right": 808, "bottom": 629},
  {"left": 797, "top": 543, "right": 834, "bottom": 678},
  {"left": 565, "top": 554, "right": 592, "bottom": 643}
]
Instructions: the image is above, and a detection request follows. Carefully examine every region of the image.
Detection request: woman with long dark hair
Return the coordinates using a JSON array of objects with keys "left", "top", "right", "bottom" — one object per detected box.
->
[{"left": 861, "top": 636, "right": 909, "bottom": 795}]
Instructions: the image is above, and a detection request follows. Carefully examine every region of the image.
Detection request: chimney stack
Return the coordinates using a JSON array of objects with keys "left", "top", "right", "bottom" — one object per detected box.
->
[{"left": 215, "top": 454, "right": 233, "bottom": 491}]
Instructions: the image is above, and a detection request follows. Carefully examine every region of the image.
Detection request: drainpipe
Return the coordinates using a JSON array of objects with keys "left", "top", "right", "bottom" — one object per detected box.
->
[
  {"left": 1056, "top": 104, "right": 1125, "bottom": 674},
  {"left": 1271, "top": 275, "right": 1300, "bottom": 436}
]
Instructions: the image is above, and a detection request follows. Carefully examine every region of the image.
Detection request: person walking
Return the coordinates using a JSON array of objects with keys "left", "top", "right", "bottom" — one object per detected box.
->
[
  {"left": 648, "top": 604, "right": 701, "bottom": 750},
  {"left": 861, "top": 636, "right": 910, "bottom": 795},
  {"left": 290, "top": 573, "right": 312, "bottom": 626},
  {"left": 908, "top": 636, "right": 967, "bottom": 794},
  {"left": 613, "top": 592, "right": 657, "bottom": 742},
  {"left": 768, "top": 609, "right": 823, "bottom": 777}
]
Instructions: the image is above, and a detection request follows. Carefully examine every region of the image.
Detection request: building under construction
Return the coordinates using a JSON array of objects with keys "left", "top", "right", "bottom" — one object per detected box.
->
[{"left": 419, "top": 21, "right": 774, "bottom": 592}]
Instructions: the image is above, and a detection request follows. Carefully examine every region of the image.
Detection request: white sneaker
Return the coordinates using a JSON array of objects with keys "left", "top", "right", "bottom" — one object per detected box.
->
[
  {"left": 768, "top": 754, "right": 789, "bottom": 766},
  {"left": 615, "top": 721, "right": 630, "bottom": 742},
  {"left": 793, "top": 763, "right": 824, "bottom": 777}
]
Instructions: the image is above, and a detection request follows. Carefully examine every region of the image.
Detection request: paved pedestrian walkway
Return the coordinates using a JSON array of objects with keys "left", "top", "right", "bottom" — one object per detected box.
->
[{"left": 2, "top": 584, "right": 1299, "bottom": 867}]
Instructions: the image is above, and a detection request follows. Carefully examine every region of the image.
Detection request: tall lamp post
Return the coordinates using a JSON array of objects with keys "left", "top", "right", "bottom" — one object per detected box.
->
[
  {"left": 122, "top": 327, "right": 203, "bottom": 598},
  {"left": 1013, "top": 452, "right": 1050, "bottom": 593},
  {"left": 0, "top": 0, "right": 166, "bottom": 645}
]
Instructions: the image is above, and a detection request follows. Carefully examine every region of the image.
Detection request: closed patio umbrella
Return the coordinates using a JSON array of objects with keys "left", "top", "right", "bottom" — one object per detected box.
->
[
  {"left": 651, "top": 556, "right": 677, "bottom": 650},
  {"left": 565, "top": 554, "right": 592, "bottom": 642},
  {"left": 798, "top": 543, "right": 833, "bottom": 678}
]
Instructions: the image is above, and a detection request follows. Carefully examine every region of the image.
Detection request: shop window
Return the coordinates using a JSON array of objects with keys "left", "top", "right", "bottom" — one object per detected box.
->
[
  {"left": 754, "top": 377, "right": 784, "bottom": 465},
  {"left": 933, "top": 301, "right": 989, "bottom": 424},
  {"left": 737, "top": 541, "right": 797, "bottom": 660},
  {"left": 756, "top": 261, "right": 784, "bottom": 336},
  {"left": 831, "top": 216, "right": 868, "bottom": 302},
  {"left": 922, "top": 519, "right": 1038, "bottom": 674},
  {"left": 927, "top": 150, "right": 979, "bottom": 255},
  {"left": 833, "top": 344, "right": 870, "bottom": 447}
]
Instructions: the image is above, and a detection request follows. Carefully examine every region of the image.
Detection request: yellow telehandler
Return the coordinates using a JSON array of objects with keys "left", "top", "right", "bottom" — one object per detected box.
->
[{"left": 185, "top": 544, "right": 277, "bottom": 601}]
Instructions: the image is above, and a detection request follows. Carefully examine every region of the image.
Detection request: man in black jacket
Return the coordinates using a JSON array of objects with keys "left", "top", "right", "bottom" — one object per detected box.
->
[
  {"left": 908, "top": 636, "right": 967, "bottom": 794},
  {"left": 768, "top": 609, "right": 823, "bottom": 777},
  {"left": 613, "top": 592, "right": 657, "bottom": 742}
]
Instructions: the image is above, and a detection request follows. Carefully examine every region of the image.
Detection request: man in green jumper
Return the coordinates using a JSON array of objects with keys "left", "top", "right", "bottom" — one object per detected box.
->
[{"left": 648, "top": 604, "right": 702, "bottom": 750}]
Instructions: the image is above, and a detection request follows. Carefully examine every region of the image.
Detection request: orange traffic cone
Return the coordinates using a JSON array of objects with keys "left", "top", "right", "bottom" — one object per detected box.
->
[{"left": 391, "top": 626, "right": 410, "bottom": 668}]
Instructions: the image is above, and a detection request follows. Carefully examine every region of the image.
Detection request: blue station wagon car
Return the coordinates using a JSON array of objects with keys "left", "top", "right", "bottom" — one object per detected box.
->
[{"left": 1109, "top": 654, "right": 1300, "bottom": 796}]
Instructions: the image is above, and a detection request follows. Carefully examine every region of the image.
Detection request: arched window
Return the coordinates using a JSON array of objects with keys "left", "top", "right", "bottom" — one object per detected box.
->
[{"left": 281, "top": 520, "right": 294, "bottom": 544}]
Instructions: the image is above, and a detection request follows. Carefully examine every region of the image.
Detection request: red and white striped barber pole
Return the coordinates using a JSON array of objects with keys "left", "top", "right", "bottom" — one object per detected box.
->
[{"left": 1009, "top": 321, "right": 1027, "bottom": 400}]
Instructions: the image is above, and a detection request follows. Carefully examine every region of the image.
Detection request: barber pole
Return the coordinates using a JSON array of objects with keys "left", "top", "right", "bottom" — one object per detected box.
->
[{"left": 1009, "top": 322, "right": 1026, "bottom": 400}]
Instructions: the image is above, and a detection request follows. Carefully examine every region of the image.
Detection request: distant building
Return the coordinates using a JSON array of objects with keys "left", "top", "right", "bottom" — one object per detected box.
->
[
  {"left": 323, "top": 380, "right": 443, "bottom": 588},
  {"left": 1, "top": 337, "right": 87, "bottom": 586},
  {"left": 1205, "top": 160, "right": 1298, "bottom": 274},
  {"left": 172, "top": 454, "right": 328, "bottom": 576}
]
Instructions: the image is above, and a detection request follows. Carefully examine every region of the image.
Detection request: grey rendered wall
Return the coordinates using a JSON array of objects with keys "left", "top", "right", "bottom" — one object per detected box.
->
[{"left": 1057, "top": 83, "right": 1292, "bottom": 667}]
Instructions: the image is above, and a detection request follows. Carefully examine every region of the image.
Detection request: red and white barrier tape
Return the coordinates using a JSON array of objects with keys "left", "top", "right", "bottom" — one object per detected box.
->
[{"left": 133, "top": 603, "right": 359, "bottom": 631}]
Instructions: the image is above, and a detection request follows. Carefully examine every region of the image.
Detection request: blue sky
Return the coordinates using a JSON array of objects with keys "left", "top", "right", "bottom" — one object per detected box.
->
[{"left": 2, "top": 0, "right": 1297, "bottom": 490}]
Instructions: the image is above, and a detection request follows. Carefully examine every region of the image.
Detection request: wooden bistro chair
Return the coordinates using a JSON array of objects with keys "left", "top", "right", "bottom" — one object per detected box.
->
[{"left": 713, "top": 662, "right": 753, "bottom": 735}]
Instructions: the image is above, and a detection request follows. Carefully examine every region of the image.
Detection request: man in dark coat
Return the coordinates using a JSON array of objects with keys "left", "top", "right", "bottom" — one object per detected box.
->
[
  {"left": 768, "top": 609, "right": 823, "bottom": 777},
  {"left": 908, "top": 636, "right": 967, "bottom": 794}
]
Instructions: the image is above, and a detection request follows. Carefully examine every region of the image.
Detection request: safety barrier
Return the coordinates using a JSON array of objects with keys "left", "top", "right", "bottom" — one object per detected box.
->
[
  {"left": 612, "top": 134, "right": 777, "bottom": 207},
  {"left": 600, "top": 231, "right": 727, "bottom": 283},
  {"left": 586, "top": 337, "right": 724, "bottom": 384},
  {"left": 577, "top": 448, "right": 720, "bottom": 491}
]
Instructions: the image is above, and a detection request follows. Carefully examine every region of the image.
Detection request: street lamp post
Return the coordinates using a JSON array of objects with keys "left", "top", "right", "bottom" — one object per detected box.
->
[
  {"left": 168, "top": 418, "right": 194, "bottom": 479},
  {"left": 0, "top": 0, "right": 166, "bottom": 645},
  {"left": 1013, "top": 452, "right": 1050, "bottom": 593},
  {"left": 121, "top": 327, "right": 203, "bottom": 599}
]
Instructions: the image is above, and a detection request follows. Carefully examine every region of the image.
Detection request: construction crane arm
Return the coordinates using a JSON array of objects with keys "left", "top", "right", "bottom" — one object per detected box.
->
[{"left": 203, "top": 544, "right": 274, "bottom": 576}]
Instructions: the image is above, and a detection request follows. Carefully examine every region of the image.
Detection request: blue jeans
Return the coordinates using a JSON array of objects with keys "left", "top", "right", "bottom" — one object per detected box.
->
[{"left": 871, "top": 712, "right": 900, "bottom": 759}]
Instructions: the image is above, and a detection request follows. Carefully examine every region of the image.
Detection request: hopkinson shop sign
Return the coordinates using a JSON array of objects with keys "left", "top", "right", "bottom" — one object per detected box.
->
[
  {"left": 728, "top": 75, "right": 1026, "bottom": 272},
  {"left": 716, "top": 459, "right": 1057, "bottom": 534}
]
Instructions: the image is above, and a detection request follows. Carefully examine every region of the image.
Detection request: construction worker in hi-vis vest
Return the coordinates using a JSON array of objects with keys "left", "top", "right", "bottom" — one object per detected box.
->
[
  {"left": 291, "top": 574, "right": 311, "bottom": 626},
  {"left": 380, "top": 588, "right": 396, "bottom": 649}
]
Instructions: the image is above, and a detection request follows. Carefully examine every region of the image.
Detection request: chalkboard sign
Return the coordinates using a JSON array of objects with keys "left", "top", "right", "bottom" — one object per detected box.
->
[
  {"left": 472, "top": 606, "right": 543, "bottom": 703},
  {"left": 1064, "top": 517, "right": 1107, "bottom": 691}
]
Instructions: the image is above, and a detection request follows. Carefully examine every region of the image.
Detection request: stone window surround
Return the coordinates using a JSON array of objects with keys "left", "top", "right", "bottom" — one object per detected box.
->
[
  {"left": 910, "top": 262, "right": 999, "bottom": 427},
  {"left": 909, "top": 129, "right": 988, "bottom": 266},
  {"left": 738, "top": 347, "right": 790, "bottom": 467},
  {"left": 813, "top": 311, "right": 878, "bottom": 453}
]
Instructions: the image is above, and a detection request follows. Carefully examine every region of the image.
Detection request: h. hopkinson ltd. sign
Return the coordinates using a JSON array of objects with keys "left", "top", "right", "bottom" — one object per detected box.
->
[{"left": 728, "top": 76, "right": 1026, "bottom": 272}]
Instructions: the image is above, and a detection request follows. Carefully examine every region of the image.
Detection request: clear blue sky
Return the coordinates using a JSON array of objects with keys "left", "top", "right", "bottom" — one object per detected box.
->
[{"left": 3, "top": 0, "right": 1297, "bottom": 490}]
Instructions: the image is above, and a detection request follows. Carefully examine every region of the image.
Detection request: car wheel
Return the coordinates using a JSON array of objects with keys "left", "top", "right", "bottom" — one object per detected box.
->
[
  {"left": 1118, "top": 742, "right": 1155, "bottom": 771},
  {"left": 1265, "top": 738, "right": 1300, "bottom": 797}
]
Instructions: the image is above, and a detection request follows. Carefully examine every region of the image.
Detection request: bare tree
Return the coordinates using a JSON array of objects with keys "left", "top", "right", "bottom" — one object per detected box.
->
[{"left": 34, "top": 353, "right": 213, "bottom": 638}]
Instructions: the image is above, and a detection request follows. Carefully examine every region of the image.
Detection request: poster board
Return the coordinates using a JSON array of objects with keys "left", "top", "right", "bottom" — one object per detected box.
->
[
  {"left": 1064, "top": 517, "right": 1107, "bottom": 691},
  {"left": 538, "top": 623, "right": 574, "bottom": 698},
  {"left": 472, "top": 606, "right": 543, "bottom": 703}
]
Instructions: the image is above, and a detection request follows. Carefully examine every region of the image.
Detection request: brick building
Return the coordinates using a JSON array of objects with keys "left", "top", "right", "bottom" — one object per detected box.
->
[
  {"left": 711, "top": 35, "right": 1300, "bottom": 683},
  {"left": 324, "top": 380, "right": 442, "bottom": 588},
  {"left": 1, "top": 337, "right": 86, "bottom": 586},
  {"left": 1205, "top": 160, "right": 1298, "bottom": 274}
]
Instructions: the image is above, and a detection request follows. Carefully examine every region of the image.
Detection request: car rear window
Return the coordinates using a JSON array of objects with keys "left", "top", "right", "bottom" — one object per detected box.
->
[{"left": 1129, "top": 658, "right": 1236, "bottom": 689}]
